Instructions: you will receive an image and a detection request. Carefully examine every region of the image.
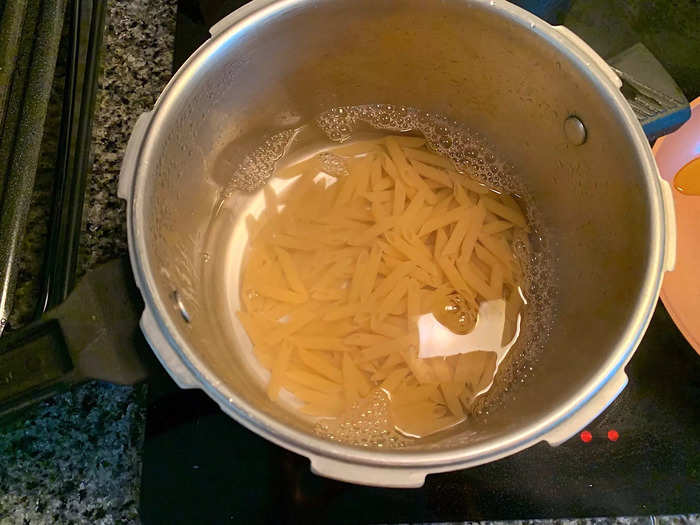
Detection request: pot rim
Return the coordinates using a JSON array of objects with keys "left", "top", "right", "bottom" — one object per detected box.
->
[{"left": 126, "top": 0, "right": 666, "bottom": 469}]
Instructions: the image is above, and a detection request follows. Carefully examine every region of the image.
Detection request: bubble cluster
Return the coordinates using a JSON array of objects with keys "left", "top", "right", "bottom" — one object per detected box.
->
[
  {"left": 470, "top": 225, "right": 557, "bottom": 418},
  {"left": 316, "top": 104, "right": 519, "bottom": 193},
  {"left": 319, "top": 152, "right": 349, "bottom": 177},
  {"left": 223, "top": 129, "right": 296, "bottom": 193},
  {"left": 314, "top": 389, "right": 410, "bottom": 448}
]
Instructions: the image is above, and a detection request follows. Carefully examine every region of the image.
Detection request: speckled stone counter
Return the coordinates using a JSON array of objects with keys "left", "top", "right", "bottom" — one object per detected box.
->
[
  {"left": 78, "top": 0, "right": 176, "bottom": 272},
  {"left": 0, "top": 0, "right": 175, "bottom": 523}
]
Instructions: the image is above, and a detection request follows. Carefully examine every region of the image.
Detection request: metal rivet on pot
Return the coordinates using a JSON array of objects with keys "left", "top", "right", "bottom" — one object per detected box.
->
[
  {"left": 564, "top": 116, "right": 587, "bottom": 145},
  {"left": 171, "top": 290, "right": 191, "bottom": 323}
]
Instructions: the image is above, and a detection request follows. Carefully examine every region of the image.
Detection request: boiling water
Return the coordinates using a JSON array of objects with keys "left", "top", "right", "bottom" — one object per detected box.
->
[{"left": 204, "top": 104, "right": 556, "bottom": 447}]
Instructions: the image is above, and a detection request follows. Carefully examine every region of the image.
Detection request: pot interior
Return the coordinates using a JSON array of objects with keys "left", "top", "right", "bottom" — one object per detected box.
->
[{"left": 134, "top": 0, "right": 657, "bottom": 455}]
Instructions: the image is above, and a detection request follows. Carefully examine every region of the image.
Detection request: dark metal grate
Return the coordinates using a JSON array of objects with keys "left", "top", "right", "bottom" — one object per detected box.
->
[
  {"left": 38, "top": 0, "right": 107, "bottom": 315},
  {"left": 0, "top": 0, "right": 106, "bottom": 337},
  {"left": 0, "top": 0, "right": 110, "bottom": 415},
  {"left": 0, "top": 0, "right": 68, "bottom": 337}
]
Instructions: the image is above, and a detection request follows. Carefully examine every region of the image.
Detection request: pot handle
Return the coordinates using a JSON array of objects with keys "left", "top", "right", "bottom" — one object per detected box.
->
[
  {"left": 209, "top": 1, "right": 270, "bottom": 37},
  {"left": 659, "top": 178, "right": 677, "bottom": 273},
  {"left": 140, "top": 308, "right": 200, "bottom": 389},
  {"left": 554, "top": 26, "right": 690, "bottom": 142},
  {"left": 308, "top": 455, "right": 428, "bottom": 488},
  {"left": 0, "top": 258, "right": 152, "bottom": 418},
  {"left": 215, "top": 398, "right": 431, "bottom": 487},
  {"left": 118, "top": 110, "right": 200, "bottom": 389},
  {"left": 542, "top": 368, "right": 628, "bottom": 446},
  {"left": 551, "top": 26, "right": 678, "bottom": 273},
  {"left": 118, "top": 111, "right": 153, "bottom": 201}
]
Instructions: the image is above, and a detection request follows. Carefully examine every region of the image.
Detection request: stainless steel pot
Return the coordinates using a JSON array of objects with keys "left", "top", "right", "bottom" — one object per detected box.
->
[{"left": 118, "top": 0, "right": 676, "bottom": 487}]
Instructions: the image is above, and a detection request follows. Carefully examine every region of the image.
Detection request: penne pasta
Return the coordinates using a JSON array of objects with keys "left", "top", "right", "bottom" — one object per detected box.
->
[{"left": 235, "top": 133, "right": 531, "bottom": 442}]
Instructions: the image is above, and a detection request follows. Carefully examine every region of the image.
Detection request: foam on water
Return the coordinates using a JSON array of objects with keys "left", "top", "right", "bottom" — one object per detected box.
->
[
  {"left": 316, "top": 105, "right": 517, "bottom": 192},
  {"left": 314, "top": 389, "right": 410, "bottom": 448},
  {"left": 222, "top": 129, "right": 296, "bottom": 194}
]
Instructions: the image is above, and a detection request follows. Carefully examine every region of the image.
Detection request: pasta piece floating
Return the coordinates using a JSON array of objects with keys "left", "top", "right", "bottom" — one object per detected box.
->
[
  {"left": 403, "top": 147, "right": 453, "bottom": 169},
  {"left": 481, "top": 195, "right": 528, "bottom": 230},
  {"left": 409, "top": 158, "right": 453, "bottom": 187},
  {"left": 297, "top": 349, "right": 343, "bottom": 383},
  {"left": 267, "top": 342, "right": 293, "bottom": 401},
  {"left": 380, "top": 367, "right": 410, "bottom": 392},
  {"left": 418, "top": 206, "right": 471, "bottom": 237}
]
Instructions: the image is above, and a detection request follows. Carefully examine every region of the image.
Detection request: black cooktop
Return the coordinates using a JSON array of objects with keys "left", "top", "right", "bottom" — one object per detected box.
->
[{"left": 140, "top": 1, "right": 700, "bottom": 523}]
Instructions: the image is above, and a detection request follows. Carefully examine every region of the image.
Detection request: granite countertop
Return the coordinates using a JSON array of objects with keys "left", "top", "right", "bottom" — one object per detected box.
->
[
  {"left": 0, "top": 0, "right": 697, "bottom": 523},
  {"left": 0, "top": 0, "right": 175, "bottom": 523}
]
